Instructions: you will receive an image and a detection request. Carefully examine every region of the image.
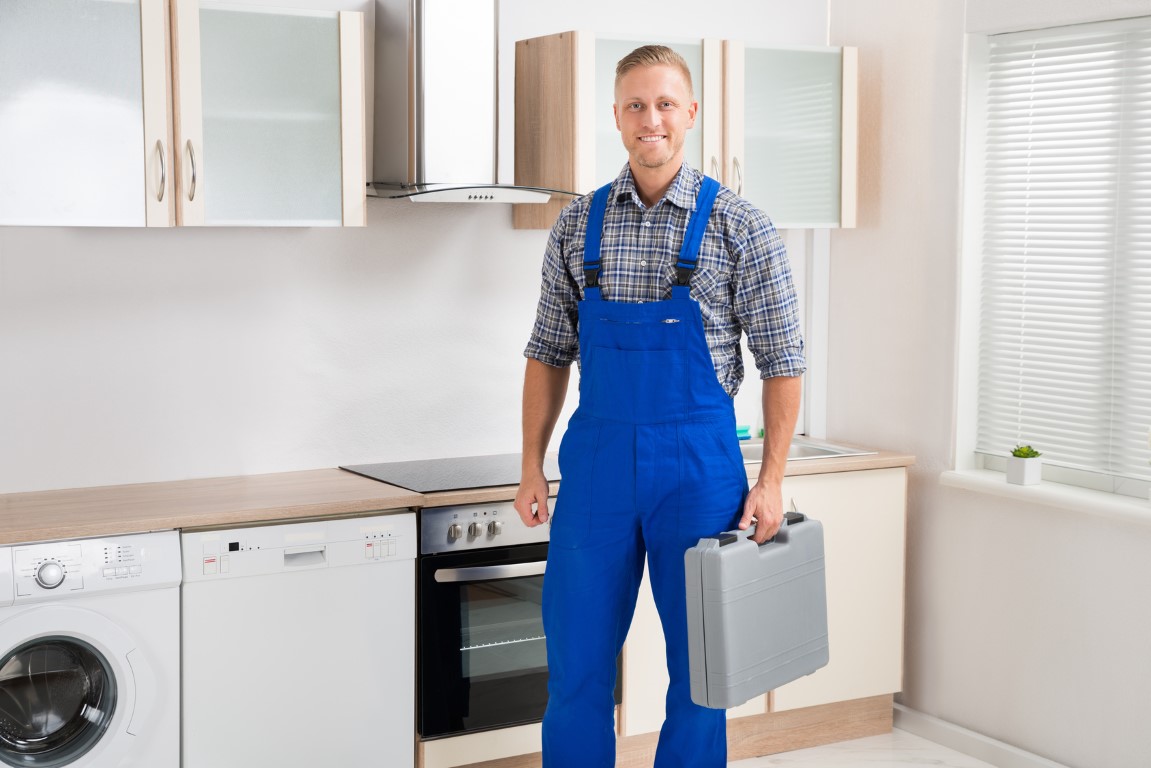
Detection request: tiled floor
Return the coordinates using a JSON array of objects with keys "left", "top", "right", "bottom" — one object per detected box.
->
[{"left": 730, "top": 728, "right": 999, "bottom": 767}]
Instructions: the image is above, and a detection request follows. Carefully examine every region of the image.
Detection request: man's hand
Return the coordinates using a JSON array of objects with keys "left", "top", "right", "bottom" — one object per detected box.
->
[
  {"left": 515, "top": 359, "right": 570, "bottom": 528},
  {"left": 737, "top": 479, "right": 784, "bottom": 544},
  {"left": 514, "top": 469, "right": 551, "bottom": 527},
  {"left": 741, "top": 375, "right": 802, "bottom": 544}
]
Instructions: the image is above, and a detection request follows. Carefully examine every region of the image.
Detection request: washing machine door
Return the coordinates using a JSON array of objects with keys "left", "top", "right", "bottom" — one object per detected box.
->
[{"left": 0, "top": 607, "right": 142, "bottom": 768}]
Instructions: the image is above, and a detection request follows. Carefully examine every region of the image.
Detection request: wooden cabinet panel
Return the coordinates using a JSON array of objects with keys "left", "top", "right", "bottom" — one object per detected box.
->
[{"left": 513, "top": 32, "right": 584, "bottom": 231}]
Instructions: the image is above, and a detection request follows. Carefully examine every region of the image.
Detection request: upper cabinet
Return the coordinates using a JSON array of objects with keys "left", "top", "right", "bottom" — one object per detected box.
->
[
  {"left": 724, "top": 42, "right": 858, "bottom": 229},
  {"left": 0, "top": 0, "right": 156, "bottom": 226},
  {"left": 513, "top": 31, "right": 856, "bottom": 231},
  {"left": 0, "top": 0, "right": 365, "bottom": 227}
]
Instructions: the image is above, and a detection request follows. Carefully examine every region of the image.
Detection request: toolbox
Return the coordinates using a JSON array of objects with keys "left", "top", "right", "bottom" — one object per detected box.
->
[{"left": 684, "top": 510, "right": 829, "bottom": 709}]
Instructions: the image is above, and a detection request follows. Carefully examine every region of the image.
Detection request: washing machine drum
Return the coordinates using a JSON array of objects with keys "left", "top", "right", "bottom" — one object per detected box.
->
[{"left": 0, "top": 637, "right": 117, "bottom": 768}]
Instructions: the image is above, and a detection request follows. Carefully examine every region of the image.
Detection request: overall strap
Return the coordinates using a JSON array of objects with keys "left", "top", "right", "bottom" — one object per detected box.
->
[
  {"left": 672, "top": 176, "right": 721, "bottom": 297},
  {"left": 581, "top": 183, "right": 613, "bottom": 299},
  {"left": 583, "top": 176, "right": 720, "bottom": 300}
]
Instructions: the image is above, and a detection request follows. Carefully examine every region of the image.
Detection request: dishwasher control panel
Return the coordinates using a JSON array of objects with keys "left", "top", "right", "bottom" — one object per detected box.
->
[{"left": 182, "top": 512, "right": 416, "bottom": 582}]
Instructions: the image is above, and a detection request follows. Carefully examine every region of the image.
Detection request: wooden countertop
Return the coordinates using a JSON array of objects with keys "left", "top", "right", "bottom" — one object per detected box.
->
[
  {"left": 0, "top": 449, "right": 914, "bottom": 545},
  {"left": 0, "top": 470, "right": 422, "bottom": 545}
]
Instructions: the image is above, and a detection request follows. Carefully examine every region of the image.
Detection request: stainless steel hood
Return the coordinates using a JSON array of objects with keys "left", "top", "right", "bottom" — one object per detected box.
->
[{"left": 370, "top": 0, "right": 574, "bottom": 203}]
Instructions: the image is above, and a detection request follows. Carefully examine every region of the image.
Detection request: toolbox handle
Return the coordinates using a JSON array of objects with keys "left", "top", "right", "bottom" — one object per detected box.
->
[{"left": 719, "top": 503, "right": 804, "bottom": 547}]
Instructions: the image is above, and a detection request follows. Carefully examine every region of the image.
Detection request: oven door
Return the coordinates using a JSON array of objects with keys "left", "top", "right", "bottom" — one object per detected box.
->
[{"left": 419, "top": 543, "right": 549, "bottom": 739}]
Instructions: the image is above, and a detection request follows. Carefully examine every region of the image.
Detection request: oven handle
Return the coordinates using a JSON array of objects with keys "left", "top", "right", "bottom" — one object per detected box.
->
[{"left": 433, "top": 561, "right": 546, "bottom": 583}]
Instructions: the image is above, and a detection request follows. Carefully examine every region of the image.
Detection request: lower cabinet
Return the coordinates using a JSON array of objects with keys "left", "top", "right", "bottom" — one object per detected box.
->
[{"left": 619, "top": 466, "right": 907, "bottom": 736}]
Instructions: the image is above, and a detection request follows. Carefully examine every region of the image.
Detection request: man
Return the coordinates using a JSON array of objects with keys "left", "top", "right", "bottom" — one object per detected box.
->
[{"left": 514, "top": 44, "right": 805, "bottom": 768}]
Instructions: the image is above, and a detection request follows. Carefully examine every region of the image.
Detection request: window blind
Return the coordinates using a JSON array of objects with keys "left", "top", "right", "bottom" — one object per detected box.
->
[{"left": 977, "top": 17, "right": 1151, "bottom": 496}]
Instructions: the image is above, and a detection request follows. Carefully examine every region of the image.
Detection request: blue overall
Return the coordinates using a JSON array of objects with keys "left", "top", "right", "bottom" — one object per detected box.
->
[{"left": 541, "top": 177, "right": 747, "bottom": 768}]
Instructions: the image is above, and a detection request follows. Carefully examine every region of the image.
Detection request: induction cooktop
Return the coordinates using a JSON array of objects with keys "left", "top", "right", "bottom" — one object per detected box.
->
[{"left": 340, "top": 452, "right": 560, "bottom": 494}]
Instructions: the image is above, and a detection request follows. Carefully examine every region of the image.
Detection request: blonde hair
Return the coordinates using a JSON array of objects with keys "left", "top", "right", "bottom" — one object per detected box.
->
[{"left": 614, "top": 45, "right": 694, "bottom": 100}]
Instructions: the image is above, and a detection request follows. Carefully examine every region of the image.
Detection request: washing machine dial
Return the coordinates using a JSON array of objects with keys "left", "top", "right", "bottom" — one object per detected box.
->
[{"left": 35, "top": 561, "right": 65, "bottom": 589}]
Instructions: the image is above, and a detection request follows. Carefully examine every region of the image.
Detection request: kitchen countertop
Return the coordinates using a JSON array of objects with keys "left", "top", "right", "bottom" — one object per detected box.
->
[
  {"left": 0, "top": 469, "right": 423, "bottom": 545},
  {"left": 419, "top": 447, "right": 915, "bottom": 506},
  {"left": 0, "top": 448, "right": 914, "bottom": 545}
]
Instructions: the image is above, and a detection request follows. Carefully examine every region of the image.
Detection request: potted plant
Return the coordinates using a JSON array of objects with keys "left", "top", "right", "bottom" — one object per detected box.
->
[{"left": 1007, "top": 444, "right": 1042, "bottom": 485}]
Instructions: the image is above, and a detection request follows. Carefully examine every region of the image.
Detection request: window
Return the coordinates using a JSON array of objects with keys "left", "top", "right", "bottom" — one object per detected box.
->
[{"left": 973, "top": 16, "right": 1151, "bottom": 499}]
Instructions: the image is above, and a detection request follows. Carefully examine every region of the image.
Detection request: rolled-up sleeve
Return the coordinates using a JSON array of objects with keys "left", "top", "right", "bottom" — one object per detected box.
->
[
  {"left": 732, "top": 210, "right": 806, "bottom": 379},
  {"left": 523, "top": 204, "right": 582, "bottom": 368}
]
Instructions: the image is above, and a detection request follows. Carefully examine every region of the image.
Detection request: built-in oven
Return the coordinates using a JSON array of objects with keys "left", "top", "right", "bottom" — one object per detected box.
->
[
  {"left": 340, "top": 454, "right": 618, "bottom": 745},
  {"left": 418, "top": 502, "right": 550, "bottom": 739}
]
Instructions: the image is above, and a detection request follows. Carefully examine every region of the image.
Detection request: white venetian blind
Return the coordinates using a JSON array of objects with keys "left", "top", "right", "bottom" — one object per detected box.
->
[{"left": 977, "top": 17, "right": 1151, "bottom": 496}]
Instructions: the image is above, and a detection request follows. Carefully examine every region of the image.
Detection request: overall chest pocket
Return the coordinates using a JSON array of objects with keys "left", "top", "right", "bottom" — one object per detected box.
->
[{"left": 586, "top": 345, "right": 689, "bottom": 424}]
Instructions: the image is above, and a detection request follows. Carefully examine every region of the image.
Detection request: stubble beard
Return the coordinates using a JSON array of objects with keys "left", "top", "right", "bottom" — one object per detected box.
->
[{"left": 632, "top": 135, "right": 685, "bottom": 170}]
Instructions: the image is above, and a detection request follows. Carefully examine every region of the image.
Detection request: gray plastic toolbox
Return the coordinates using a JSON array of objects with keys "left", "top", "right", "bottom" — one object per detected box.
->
[{"left": 685, "top": 511, "right": 829, "bottom": 709}]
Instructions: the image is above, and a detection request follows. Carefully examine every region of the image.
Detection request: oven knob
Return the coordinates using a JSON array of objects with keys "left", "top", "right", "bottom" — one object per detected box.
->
[
  {"left": 468, "top": 522, "right": 484, "bottom": 538},
  {"left": 447, "top": 524, "right": 463, "bottom": 542},
  {"left": 488, "top": 521, "right": 503, "bottom": 536},
  {"left": 35, "top": 561, "right": 65, "bottom": 589}
]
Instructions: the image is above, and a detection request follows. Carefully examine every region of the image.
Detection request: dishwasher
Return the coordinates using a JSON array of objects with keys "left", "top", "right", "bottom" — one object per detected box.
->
[{"left": 181, "top": 512, "right": 416, "bottom": 768}]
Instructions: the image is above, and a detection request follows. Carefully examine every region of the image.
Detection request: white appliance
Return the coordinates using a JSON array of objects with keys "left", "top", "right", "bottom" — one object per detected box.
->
[
  {"left": 181, "top": 512, "right": 417, "bottom": 768},
  {"left": 0, "top": 531, "right": 181, "bottom": 768}
]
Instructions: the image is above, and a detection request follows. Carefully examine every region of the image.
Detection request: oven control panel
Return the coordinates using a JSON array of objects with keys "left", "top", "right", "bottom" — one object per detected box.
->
[{"left": 421, "top": 500, "right": 551, "bottom": 554}]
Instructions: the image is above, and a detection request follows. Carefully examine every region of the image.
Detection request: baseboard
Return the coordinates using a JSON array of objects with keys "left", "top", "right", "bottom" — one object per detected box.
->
[
  {"left": 893, "top": 703, "right": 1070, "bottom": 768},
  {"left": 450, "top": 696, "right": 892, "bottom": 768}
]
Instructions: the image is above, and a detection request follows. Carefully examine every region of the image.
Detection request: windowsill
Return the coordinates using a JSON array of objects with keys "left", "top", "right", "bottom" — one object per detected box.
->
[{"left": 940, "top": 469, "right": 1151, "bottom": 527}]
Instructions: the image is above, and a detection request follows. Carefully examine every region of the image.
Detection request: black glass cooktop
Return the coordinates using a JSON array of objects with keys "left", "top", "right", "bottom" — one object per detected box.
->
[{"left": 340, "top": 452, "right": 560, "bottom": 494}]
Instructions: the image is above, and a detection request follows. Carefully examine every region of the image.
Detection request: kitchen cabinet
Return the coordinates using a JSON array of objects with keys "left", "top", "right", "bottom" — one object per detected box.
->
[
  {"left": 513, "top": 31, "right": 856, "bottom": 231},
  {"left": 620, "top": 466, "right": 906, "bottom": 736},
  {"left": 513, "top": 32, "right": 719, "bottom": 231},
  {"left": 723, "top": 42, "right": 858, "bottom": 229},
  {"left": 0, "top": 0, "right": 159, "bottom": 226},
  {"left": 0, "top": 0, "right": 365, "bottom": 227}
]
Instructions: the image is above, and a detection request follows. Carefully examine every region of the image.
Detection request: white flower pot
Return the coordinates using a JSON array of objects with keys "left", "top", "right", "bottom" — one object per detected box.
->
[{"left": 1006, "top": 456, "right": 1042, "bottom": 485}]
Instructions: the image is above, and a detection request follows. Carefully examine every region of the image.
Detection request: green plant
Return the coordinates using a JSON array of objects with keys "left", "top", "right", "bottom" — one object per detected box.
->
[{"left": 1011, "top": 444, "right": 1042, "bottom": 459}]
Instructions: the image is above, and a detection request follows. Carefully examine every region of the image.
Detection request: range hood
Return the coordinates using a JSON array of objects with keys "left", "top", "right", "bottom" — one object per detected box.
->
[{"left": 370, "top": 0, "right": 575, "bottom": 203}]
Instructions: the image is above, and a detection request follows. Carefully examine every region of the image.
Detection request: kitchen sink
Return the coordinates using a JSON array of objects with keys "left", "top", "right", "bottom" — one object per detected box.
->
[{"left": 740, "top": 438, "right": 877, "bottom": 464}]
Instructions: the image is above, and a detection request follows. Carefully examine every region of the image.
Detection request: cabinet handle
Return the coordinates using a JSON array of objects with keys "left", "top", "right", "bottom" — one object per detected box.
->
[
  {"left": 186, "top": 139, "right": 198, "bottom": 202},
  {"left": 733, "top": 156, "right": 743, "bottom": 196},
  {"left": 710, "top": 156, "right": 721, "bottom": 180},
  {"left": 155, "top": 140, "right": 166, "bottom": 203}
]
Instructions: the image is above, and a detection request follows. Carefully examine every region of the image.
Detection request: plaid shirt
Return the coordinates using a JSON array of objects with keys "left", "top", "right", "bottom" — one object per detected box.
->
[{"left": 524, "top": 164, "right": 806, "bottom": 396}]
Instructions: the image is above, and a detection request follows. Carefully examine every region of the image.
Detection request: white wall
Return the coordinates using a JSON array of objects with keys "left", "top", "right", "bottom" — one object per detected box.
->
[
  {"left": 0, "top": 0, "right": 826, "bottom": 494},
  {"left": 828, "top": 2, "right": 1151, "bottom": 767}
]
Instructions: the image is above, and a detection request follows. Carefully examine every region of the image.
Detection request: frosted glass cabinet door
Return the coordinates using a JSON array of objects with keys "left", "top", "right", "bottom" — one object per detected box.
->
[
  {"left": 193, "top": 4, "right": 354, "bottom": 226},
  {"left": 725, "top": 43, "right": 858, "bottom": 229},
  {"left": 0, "top": 0, "right": 151, "bottom": 226}
]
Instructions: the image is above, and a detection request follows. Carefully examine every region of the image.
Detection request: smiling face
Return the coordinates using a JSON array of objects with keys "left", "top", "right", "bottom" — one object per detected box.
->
[{"left": 613, "top": 63, "right": 697, "bottom": 176}]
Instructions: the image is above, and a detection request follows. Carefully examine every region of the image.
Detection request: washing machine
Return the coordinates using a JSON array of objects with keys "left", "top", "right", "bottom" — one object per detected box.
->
[{"left": 0, "top": 530, "right": 181, "bottom": 768}]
